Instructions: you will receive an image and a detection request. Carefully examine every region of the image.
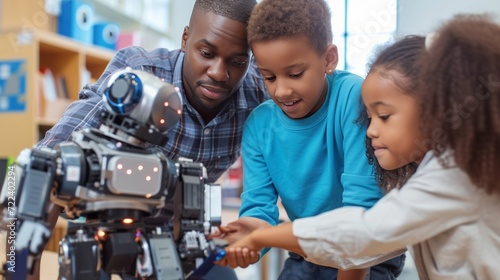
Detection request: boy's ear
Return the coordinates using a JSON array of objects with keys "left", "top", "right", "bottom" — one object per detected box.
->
[
  {"left": 324, "top": 44, "right": 339, "bottom": 74},
  {"left": 181, "top": 26, "right": 189, "bottom": 52}
]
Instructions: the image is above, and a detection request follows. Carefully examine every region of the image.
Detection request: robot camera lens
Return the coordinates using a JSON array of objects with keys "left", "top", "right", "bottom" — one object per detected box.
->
[{"left": 110, "top": 78, "right": 131, "bottom": 99}]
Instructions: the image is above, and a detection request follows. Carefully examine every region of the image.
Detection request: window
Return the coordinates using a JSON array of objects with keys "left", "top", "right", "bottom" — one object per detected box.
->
[{"left": 328, "top": 0, "right": 397, "bottom": 77}]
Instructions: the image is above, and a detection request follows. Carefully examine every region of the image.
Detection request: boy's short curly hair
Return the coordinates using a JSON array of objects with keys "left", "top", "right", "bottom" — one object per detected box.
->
[
  {"left": 192, "top": 0, "right": 257, "bottom": 23},
  {"left": 247, "top": 0, "right": 333, "bottom": 54}
]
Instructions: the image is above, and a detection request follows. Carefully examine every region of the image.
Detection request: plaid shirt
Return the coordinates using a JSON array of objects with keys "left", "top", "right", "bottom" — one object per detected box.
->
[{"left": 38, "top": 46, "right": 269, "bottom": 182}]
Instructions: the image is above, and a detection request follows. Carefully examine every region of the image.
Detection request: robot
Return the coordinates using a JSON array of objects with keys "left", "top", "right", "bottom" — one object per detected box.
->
[{"left": 0, "top": 69, "right": 226, "bottom": 279}]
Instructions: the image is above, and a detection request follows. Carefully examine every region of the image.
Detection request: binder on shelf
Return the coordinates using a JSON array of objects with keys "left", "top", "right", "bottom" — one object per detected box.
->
[
  {"left": 58, "top": 0, "right": 94, "bottom": 43},
  {"left": 80, "top": 68, "right": 92, "bottom": 89},
  {"left": 39, "top": 68, "right": 58, "bottom": 102},
  {"left": 55, "top": 74, "right": 69, "bottom": 100},
  {"left": 38, "top": 68, "right": 71, "bottom": 120}
]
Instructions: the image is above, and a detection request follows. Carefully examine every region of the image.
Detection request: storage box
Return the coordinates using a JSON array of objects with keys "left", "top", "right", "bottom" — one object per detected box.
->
[
  {"left": 58, "top": 0, "right": 94, "bottom": 43},
  {"left": 0, "top": 0, "right": 58, "bottom": 33},
  {"left": 116, "top": 31, "right": 142, "bottom": 50},
  {"left": 93, "top": 22, "right": 120, "bottom": 50}
]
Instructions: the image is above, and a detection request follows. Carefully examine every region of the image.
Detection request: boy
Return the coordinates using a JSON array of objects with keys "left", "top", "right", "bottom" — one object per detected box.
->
[{"left": 215, "top": 0, "right": 405, "bottom": 279}]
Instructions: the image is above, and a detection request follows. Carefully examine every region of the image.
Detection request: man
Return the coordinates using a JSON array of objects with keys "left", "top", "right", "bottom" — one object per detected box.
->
[{"left": 23, "top": 0, "right": 268, "bottom": 279}]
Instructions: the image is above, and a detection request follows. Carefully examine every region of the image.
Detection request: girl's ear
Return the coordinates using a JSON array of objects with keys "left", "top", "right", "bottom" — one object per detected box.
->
[
  {"left": 324, "top": 44, "right": 339, "bottom": 74},
  {"left": 181, "top": 26, "right": 189, "bottom": 52}
]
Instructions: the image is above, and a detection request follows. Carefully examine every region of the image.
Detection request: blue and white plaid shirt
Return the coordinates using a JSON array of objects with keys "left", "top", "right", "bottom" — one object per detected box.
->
[{"left": 38, "top": 46, "right": 269, "bottom": 183}]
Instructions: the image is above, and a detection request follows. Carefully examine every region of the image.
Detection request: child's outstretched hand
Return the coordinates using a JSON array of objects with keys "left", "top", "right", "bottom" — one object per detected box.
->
[
  {"left": 218, "top": 222, "right": 305, "bottom": 269},
  {"left": 216, "top": 231, "right": 262, "bottom": 268}
]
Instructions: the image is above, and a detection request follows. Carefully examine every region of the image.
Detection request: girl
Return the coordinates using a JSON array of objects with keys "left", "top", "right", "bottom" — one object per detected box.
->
[{"left": 219, "top": 14, "right": 500, "bottom": 279}]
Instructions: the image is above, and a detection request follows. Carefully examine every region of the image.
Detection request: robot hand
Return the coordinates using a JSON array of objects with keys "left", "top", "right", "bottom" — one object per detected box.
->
[{"left": 16, "top": 220, "right": 51, "bottom": 256}]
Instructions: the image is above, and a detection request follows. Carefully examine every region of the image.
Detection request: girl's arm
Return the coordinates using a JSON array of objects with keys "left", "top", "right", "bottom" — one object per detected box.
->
[
  {"left": 220, "top": 222, "right": 369, "bottom": 280},
  {"left": 221, "top": 222, "right": 304, "bottom": 259}
]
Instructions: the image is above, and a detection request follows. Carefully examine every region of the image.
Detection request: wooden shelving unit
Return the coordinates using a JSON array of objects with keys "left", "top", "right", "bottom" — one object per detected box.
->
[{"left": 0, "top": 30, "right": 114, "bottom": 158}]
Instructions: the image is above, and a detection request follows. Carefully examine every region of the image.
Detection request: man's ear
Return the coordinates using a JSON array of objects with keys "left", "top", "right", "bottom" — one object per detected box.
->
[
  {"left": 324, "top": 44, "right": 339, "bottom": 74},
  {"left": 181, "top": 26, "right": 189, "bottom": 52}
]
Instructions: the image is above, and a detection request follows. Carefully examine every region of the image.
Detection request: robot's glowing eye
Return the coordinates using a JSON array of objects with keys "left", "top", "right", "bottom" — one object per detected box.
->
[
  {"left": 164, "top": 102, "right": 169, "bottom": 107},
  {"left": 160, "top": 119, "right": 165, "bottom": 124},
  {"left": 153, "top": 167, "right": 158, "bottom": 172},
  {"left": 146, "top": 176, "right": 151, "bottom": 181},
  {"left": 123, "top": 218, "right": 133, "bottom": 224},
  {"left": 177, "top": 109, "right": 182, "bottom": 115},
  {"left": 138, "top": 165, "right": 143, "bottom": 171},
  {"left": 117, "top": 164, "right": 123, "bottom": 169},
  {"left": 127, "top": 169, "right": 132, "bottom": 175}
]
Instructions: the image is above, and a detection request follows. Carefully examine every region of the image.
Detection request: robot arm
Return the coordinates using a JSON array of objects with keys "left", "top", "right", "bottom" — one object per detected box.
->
[{"left": 1, "top": 148, "right": 59, "bottom": 272}]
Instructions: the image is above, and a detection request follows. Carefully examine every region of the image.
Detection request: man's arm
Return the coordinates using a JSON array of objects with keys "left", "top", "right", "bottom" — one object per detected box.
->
[{"left": 37, "top": 47, "right": 141, "bottom": 149}]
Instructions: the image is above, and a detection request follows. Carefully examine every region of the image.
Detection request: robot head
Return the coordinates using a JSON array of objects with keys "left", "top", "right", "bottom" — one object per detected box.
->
[{"left": 101, "top": 68, "right": 183, "bottom": 145}]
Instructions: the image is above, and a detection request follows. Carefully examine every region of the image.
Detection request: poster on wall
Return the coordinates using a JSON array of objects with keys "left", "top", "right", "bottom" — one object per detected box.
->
[{"left": 0, "top": 60, "right": 27, "bottom": 113}]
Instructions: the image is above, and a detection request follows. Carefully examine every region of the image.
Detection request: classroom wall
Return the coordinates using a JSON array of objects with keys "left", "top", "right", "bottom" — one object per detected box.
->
[
  {"left": 169, "top": 0, "right": 195, "bottom": 48},
  {"left": 167, "top": 0, "right": 500, "bottom": 48},
  {"left": 396, "top": 0, "right": 500, "bottom": 36}
]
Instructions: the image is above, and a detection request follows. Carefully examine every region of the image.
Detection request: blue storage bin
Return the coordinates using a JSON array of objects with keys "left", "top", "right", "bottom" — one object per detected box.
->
[
  {"left": 93, "top": 22, "right": 120, "bottom": 50},
  {"left": 58, "top": 0, "right": 94, "bottom": 43}
]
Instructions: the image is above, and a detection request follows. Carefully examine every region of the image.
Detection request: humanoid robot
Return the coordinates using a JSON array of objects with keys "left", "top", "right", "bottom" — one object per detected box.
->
[{"left": 1, "top": 69, "right": 225, "bottom": 280}]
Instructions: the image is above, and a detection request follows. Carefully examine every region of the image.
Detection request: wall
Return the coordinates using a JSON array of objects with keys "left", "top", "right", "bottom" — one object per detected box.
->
[
  {"left": 169, "top": 0, "right": 195, "bottom": 48},
  {"left": 397, "top": 0, "right": 500, "bottom": 36},
  {"left": 167, "top": 0, "right": 500, "bottom": 45}
]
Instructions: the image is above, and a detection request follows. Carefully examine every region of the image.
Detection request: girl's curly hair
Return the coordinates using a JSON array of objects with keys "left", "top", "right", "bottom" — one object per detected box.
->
[{"left": 419, "top": 14, "right": 500, "bottom": 194}]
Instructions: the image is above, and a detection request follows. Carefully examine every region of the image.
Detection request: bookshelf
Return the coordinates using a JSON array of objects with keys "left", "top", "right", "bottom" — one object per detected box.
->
[
  {"left": 87, "top": 0, "right": 175, "bottom": 50},
  {"left": 0, "top": 30, "right": 114, "bottom": 159}
]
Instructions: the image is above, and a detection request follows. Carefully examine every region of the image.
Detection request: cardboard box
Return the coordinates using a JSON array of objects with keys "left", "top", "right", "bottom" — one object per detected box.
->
[{"left": 0, "top": 0, "right": 58, "bottom": 33}]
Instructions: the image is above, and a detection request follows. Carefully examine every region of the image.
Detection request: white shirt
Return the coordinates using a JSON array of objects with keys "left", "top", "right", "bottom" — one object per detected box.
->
[{"left": 293, "top": 151, "right": 500, "bottom": 279}]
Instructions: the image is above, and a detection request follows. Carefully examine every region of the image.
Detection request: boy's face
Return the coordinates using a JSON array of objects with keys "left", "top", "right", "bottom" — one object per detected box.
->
[
  {"left": 181, "top": 11, "right": 252, "bottom": 118},
  {"left": 251, "top": 35, "right": 337, "bottom": 119},
  {"left": 362, "top": 68, "right": 425, "bottom": 170}
]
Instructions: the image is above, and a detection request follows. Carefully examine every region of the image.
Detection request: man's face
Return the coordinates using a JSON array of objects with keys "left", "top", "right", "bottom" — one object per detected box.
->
[{"left": 181, "top": 11, "right": 251, "bottom": 119}]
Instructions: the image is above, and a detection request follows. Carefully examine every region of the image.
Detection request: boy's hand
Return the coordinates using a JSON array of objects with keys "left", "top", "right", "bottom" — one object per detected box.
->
[
  {"left": 208, "top": 225, "right": 237, "bottom": 239},
  {"left": 218, "top": 245, "right": 260, "bottom": 268},
  {"left": 217, "top": 228, "right": 266, "bottom": 268},
  {"left": 213, "top": 218, "right": 271, "bottom": 268}
]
